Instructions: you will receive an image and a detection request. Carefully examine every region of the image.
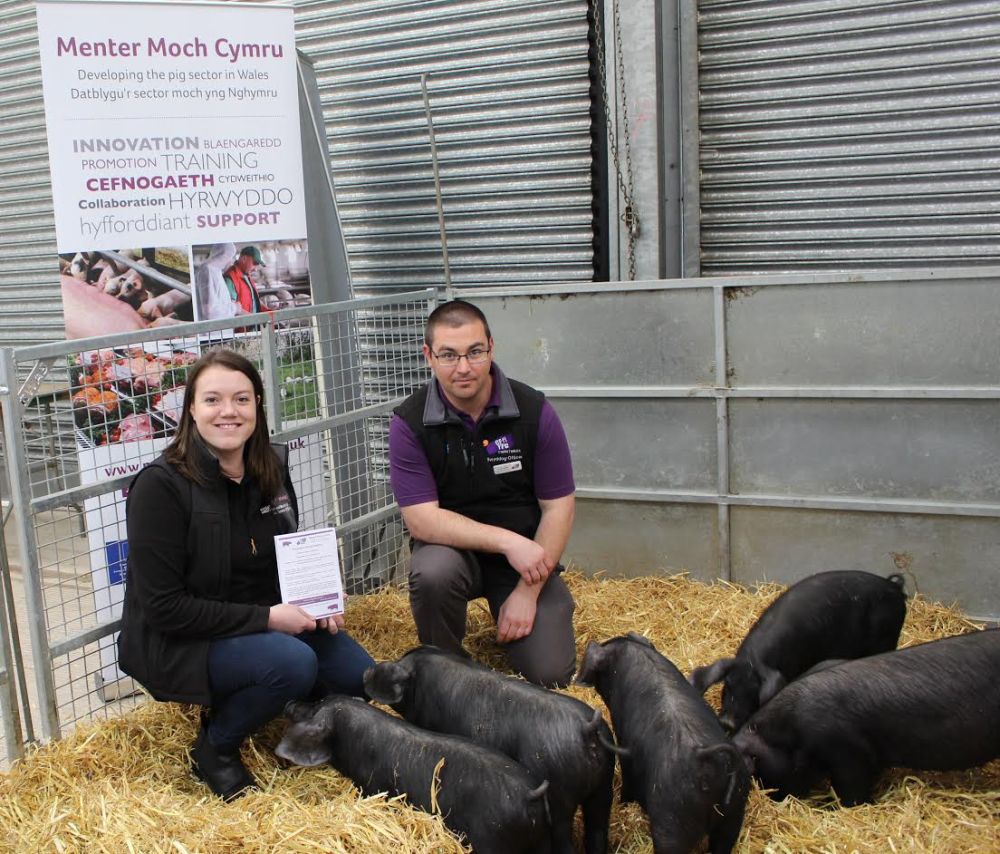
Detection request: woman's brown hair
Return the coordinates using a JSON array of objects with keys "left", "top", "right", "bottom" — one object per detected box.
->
[{"left": 164, "top": 348, "right": 284, "bottom": 498}]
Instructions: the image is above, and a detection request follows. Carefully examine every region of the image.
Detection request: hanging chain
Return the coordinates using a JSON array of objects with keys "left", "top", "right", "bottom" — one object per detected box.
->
[{"left": 591, "top": 0, "right": 638, "bottom": 279}]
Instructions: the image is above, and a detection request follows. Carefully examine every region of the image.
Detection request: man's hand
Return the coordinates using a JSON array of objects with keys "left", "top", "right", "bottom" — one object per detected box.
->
[
  {"left": 503, "top": 535, "right": 553, "bottom": 585},
  {"left": 399, "top": 502, "right": 564, "bottom": 587},
  {"left": 497, "top": 584, "right": 540, "bottom": 643}
]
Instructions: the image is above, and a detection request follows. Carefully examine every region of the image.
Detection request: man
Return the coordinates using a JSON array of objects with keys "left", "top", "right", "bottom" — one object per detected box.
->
[
  {"left": 389, "top": 299, "right": 577, "bottom": 687},
  {"left": 194, "top": 242, "right": 237, "bottom": 320},
  {"left": 223, "top": 245, "right": 265, "bottom": 314}
]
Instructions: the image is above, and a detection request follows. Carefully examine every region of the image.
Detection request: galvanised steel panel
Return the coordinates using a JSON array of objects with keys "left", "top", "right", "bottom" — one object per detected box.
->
[
  {"left": 0, "top": 0, "right": 62, "bottom": 347},
  {"left": 293, "top": 0, "right": 595, "bottom": 292},
  {"left": 697, "top": 0, "right": 1000, "bottom": 273},
  {"left": 470, "top": 272, "right": 1000, "bottom": 618},
  {"left": 726, "top": 276, "right": 1000, "bottom": 387},
  {"left": 474, "top": 288, "right": 716, "bottom": 386},
  {"left": 568, "top": 499, "right": 719, "bottom": 581},
  {"left": 729, "top": 399, "right": 1000, "bottom": 503},
  {"left": 730, "top": 506, "right": 1000, "bottom": 622},
  {"left": 556, "top": 398, "right": 718, "bottom": 492}
]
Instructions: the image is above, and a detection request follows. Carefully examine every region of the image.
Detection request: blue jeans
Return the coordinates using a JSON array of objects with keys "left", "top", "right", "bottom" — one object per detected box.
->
[{"left": 206, "top": 629, "right": 374, "bottom": 751}]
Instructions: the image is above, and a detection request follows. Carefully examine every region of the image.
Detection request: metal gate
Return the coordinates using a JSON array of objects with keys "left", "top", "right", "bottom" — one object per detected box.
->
[{"left": 0, "top": 290, "right": 432, "bottom": 757}]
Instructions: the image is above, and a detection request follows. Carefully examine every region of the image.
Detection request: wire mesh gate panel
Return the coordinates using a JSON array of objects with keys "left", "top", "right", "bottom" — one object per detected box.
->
[
  {"left": 0, "top": 291, "right": 432, "bottom": 752},
  {"left": 0, "top": 549, "right": 21, "bottom": 765}
]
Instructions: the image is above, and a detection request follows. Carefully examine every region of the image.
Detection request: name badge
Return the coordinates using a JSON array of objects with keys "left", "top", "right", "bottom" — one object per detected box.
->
[
  {"left": 493, "top": 461, "right": 522, "bottom": 475},
  {"left": 261, "top": 491, "right": 292, "bottom": 515}
]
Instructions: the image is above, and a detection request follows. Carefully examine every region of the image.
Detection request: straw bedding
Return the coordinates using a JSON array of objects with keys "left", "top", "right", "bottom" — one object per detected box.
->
[{"left": 2, "top": 572, "right": 997, "bottom": 853}]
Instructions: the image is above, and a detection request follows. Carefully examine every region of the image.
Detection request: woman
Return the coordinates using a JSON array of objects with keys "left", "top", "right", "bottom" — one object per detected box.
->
[
  {"left": 118, "top": 348, "right": 373, "bottom": 801},
  {"left": 193, "top": 242, "right": 238, "bottom": 320}
]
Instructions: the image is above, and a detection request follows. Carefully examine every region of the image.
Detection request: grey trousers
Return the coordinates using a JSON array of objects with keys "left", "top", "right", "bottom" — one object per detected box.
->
[{"left": 408, "top": 541, "right": 577, "bottom": 687}]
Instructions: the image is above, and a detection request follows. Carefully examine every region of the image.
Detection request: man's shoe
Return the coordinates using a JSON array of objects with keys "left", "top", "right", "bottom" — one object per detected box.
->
[{"left": 190, "top": 721, "right": 256, "bottom": 802}]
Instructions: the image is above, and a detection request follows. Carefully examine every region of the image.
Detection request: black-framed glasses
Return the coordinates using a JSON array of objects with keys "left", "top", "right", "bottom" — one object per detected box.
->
[{"left": 430, "top": 346, "right": 492, "bottom": 366}]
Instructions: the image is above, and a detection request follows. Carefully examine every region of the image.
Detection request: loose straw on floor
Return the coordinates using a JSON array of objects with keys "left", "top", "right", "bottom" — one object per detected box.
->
[{"left": 2, "top": 573, "right": 996, "bottom": 853}]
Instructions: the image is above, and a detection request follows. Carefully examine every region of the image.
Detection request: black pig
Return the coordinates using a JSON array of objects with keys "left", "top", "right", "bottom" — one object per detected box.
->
[
  {"left": 364, "top": 646, "right": 615, "bottom": 854},
  {"left": 733, "top": 628, "right": 1000, "bottom": 806},
  {"left": 689, "top": 570, "right": 906, "bottom": 731},
  {"left": 577, "top": 632, "right": 749, "bottom": 854},
  {"left": 276, "top": 695, "right": 551, "bottom": 854}
]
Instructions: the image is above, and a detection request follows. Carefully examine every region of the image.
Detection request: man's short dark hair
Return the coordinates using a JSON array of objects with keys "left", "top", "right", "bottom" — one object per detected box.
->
[{"left": 425, "top": 299, "right": 492, "bottom": 347}]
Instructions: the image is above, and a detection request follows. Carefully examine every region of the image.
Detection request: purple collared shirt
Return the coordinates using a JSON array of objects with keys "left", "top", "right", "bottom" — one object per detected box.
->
[{"left": 389, "top": 366, "right": 575, "bottom": 508}]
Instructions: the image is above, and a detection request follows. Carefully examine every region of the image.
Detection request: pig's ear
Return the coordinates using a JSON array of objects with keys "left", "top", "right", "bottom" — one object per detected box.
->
[
  {"left": 688, "top": 657, "right": 735, "bottom": 694},
  {"left": 274, "top": 724, "right": 333, "bottom": 767},
  {"left": 275, "top": 706, "right": 336, "bottom": 767},
  {"left": 284, "top": 700, "right": 315, "bottom": 722},
  {"left": 574, "top": 641, "right": 606, "bottom": 686},
  {"left": 363, "top": 662, "right": 408, "bottom": 705},
  {"left": 625, "top": 631, "right": 654, "bottom": 649},
  {"left": 757, "top": 667, "right": 787, "bottom": 706},
  {"left": 697, "top": 743, "right": 746, "bottom": 806}
]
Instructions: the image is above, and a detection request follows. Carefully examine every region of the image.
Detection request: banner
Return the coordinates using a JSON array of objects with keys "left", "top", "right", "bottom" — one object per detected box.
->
[
  {"left": 36, "top": 0, "right": 311, "bottom": 336},
  {"left": 36, "top": 0, "right": 306, "bottom": 252},
  {"left": 37, "top": 0, "right": 328, "bottom": 695}
]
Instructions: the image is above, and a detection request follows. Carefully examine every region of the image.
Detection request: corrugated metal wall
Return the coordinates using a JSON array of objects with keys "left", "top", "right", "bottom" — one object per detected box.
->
[
  {"left": 293, "top": 0, "right": 596, "bottom": 294},
  {"left": 0, "top": 0, "right": 595, "bottom": 349},
  {"left": 0, "top": 1, "right": 61, "bottom": 347},
  {"left": 10, "top": 0, "right": 1000, "bottom": 336},
  {"left": 697, "top": 0, "right": 1000, "bottom": 275}
]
